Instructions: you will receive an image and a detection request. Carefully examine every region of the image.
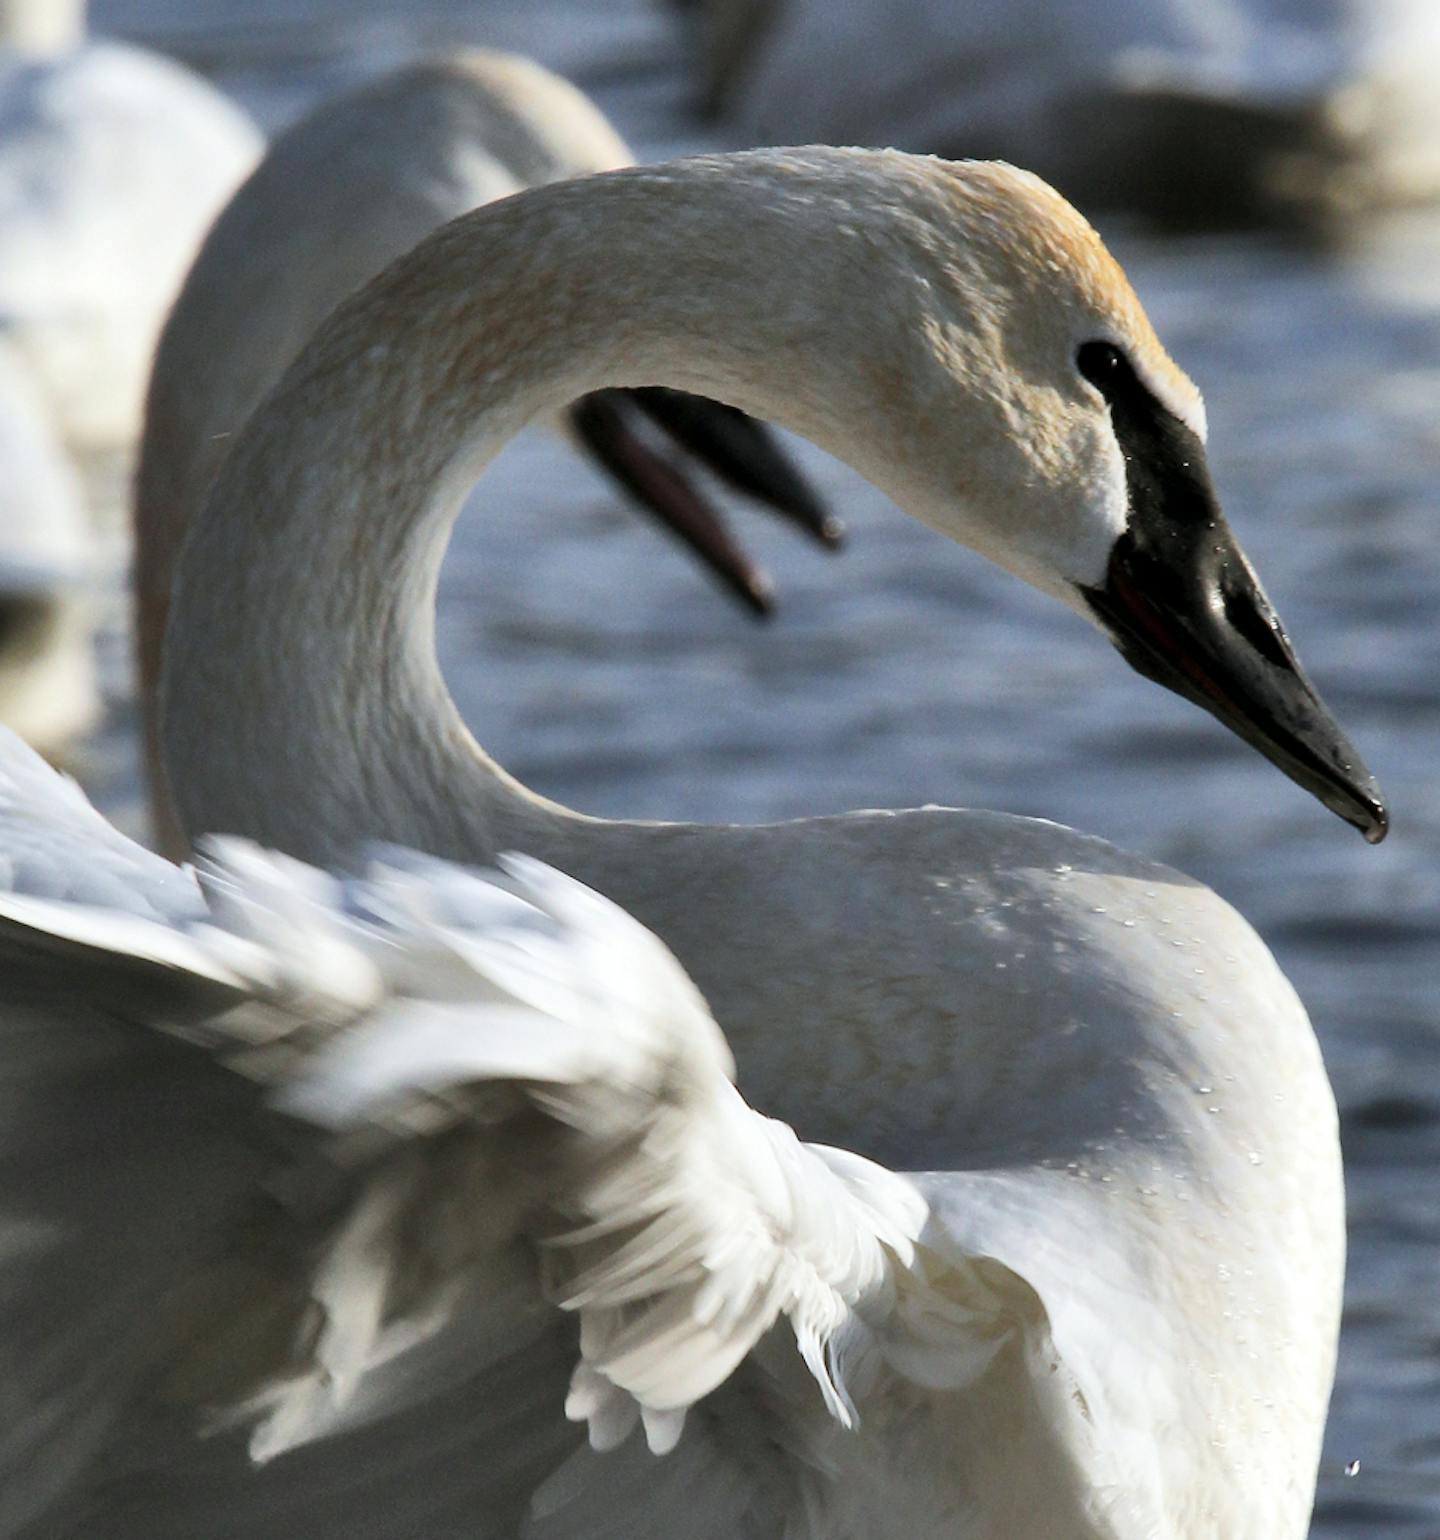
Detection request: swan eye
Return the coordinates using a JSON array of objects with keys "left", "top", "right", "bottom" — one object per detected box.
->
[{"left": 1075, "top": 341, "right": 1129, "bottom": 391}]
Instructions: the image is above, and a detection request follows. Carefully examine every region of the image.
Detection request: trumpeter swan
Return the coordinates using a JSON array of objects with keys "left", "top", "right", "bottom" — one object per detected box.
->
[
  {"left": 0, "top": 340, "right": 95, "bottom": 750},
  {"left": 0, "top": 0, "right": 260, "bottom": 448},
  {"left": 0, "top": 724, "right": 1350, "bottom": 1534},
  {"left": 691, "top": 0, "right": 1440, "bottom": 225},
  {"left": 136, "top": 49, "right": 834, "bottom": 856},
  {"left": 149, "top": 148, "right": 1386, "bottom": 1532}
]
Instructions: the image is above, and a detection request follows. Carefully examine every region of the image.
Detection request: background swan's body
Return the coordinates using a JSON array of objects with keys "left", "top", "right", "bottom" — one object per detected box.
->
[
  {"left": 146, "top": 147, "right": 1383, "bottom": 1529},
  {"left": 0, "top": 340, "right": 95, "bottom": 751},
  {"left": 136, "top": 48, "right": 833, "bottom": 854},
  {"left": 0, "top": 0, "right": 259, "bottom": 448},
  {"left": 0, "top": 727, "right": 1339, "bottom": 1537},
  {"left": 693, "top": 0, "right": 1440, "bottom": 225}
]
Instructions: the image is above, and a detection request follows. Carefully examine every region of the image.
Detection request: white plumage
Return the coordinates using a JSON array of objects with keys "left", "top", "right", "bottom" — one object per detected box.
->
[
  {"left": 0, "top": 341, "right": 95, "bottom": 750},
  {"left": 0, "top": 0, "right": 260, "bottom": 448},
  {"left": 135, "top": 148, "right": 1370, "bottom": 1532}
]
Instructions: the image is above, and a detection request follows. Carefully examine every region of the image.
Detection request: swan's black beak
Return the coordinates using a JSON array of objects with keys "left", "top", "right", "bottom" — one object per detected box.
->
[
  {"left": 1082, "top": 524, "right": 1386, "bottom": 842},
  {"left": 568, "top": 389, "right": 842, "bottom": 617},
  {"left": 1074, "top": 343, "right": 1385, "bottom": 842}
]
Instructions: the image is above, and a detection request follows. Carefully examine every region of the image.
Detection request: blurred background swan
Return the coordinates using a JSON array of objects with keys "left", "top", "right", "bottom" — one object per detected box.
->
[
  {"left": 685, "top": 0, "right": 1440, "bottom": 226},
  {"left": 0, "top": 340, "right": 95, "bottom": 751},
  {"left": 0, "top": 0, "right": 259, "bottom": 759},
  {"left": 0, "top": 0, "right": 260, "bottom": 451}
]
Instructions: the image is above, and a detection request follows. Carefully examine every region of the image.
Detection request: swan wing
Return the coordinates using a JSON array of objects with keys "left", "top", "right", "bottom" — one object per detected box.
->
[
  {"left": 0, "top": 780, "right": 1144, "bottom": 1536},
  {"left": 0, "top": 725, "right": 203, "bottom": 921},
  {"left": 170, "top": 850, "right": 1164, "bottom": 1538},
  {"left": 189, "top": 847, "right": 930, "bottom": 1464},
  {"left": 0, "top": 782, "right": 926, "bottom": 1532},
  {"left": 218, "top": 850, "right": 1169, "bottom": 1538},
  {"left": 0, "top": 732, "right": 269, "bottom": 1531}
]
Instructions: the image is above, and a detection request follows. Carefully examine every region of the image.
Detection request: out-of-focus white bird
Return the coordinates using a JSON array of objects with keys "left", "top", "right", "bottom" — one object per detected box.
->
[
  {"left": 135, "top": 50, "right": 837, "bottom": 854},
  {"left": 0, "top": 0, "right": 261, "bottom": 449},
  {"left": 0, "top": 340, "right": 95, "bottom": 751},
  {"left": 690, "top": 0, "right": 1440, "bottom": 225},
  {"left": 0, "top": 723, "right": 1339, "bottom": 1536}
]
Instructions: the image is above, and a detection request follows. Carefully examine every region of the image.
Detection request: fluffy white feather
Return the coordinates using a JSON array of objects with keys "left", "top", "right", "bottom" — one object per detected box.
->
[{"left": 194, "top": 847, "right": 930, "bottom": 1456}]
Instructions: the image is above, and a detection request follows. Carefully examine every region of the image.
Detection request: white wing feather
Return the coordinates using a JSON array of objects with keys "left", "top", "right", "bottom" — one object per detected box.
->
[
  {"left": 234, "top": 849, "right": 929, "bottom": 1455},
  {"left": 0, "top": 730, "right": 1139, "bottom": 1536},
  {"left": 0, "top": 725, "right": 201, "bottom": 919}
]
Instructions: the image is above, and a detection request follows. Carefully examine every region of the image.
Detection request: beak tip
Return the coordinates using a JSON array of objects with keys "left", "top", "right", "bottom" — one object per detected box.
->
[
  {"left": 1331, "top": 771, "right": 1387, "bottom": 843},
  {"left": 1360, "top": 799, "right": 1389, "bottom": 845},
  {"left": 744, "top": 572, "right": 778, "bottom": 619}
]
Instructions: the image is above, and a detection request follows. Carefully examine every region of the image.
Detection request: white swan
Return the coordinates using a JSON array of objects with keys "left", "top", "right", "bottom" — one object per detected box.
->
[
  {"left": 136, "top": 48, "right": 836, "bottom": 855},
  {"left": 0, "top": 0, "right": 260, "bottom": 448},
  {"left": 0, "top": 339, "right": 95, "bottom": 751},
  {"left": 0, "top": 724, "right": 1346, "bottom": 1535},
  {"left": 150, "top": 147, "right": 1387, "bottom": 1532},
  {"left": 691, "top": 0, "right": 1440, "bottom": 224}
]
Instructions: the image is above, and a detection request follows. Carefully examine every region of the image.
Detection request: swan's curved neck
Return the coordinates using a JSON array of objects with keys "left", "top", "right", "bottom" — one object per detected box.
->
[
  {"left": 0, "top": 0, "right": 84, "bottom": 54},
  {"left": 162, "top": 151, "right": 955, "bottom": 864}
]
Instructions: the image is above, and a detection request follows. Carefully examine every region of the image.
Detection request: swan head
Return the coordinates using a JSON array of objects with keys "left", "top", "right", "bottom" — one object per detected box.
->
[{"left": 857, "top": 156, "right": 1385, "bottom": 841}]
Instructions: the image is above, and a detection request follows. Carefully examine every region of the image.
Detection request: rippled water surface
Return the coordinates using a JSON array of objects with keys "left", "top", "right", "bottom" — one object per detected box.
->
[{"left": 83, "top": 1, "right": 1440, "bottom": 1530}]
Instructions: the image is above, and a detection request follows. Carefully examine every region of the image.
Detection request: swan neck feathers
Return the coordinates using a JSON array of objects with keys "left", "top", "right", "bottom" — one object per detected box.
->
[{"left": 163, "top": 147, "right": 1194, "bottom": 864}]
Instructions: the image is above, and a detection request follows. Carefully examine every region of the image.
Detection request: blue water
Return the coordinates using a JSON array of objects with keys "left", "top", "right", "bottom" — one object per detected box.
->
[{"left": 85, "top": 0, "right": 1440, "bottom": 1529}]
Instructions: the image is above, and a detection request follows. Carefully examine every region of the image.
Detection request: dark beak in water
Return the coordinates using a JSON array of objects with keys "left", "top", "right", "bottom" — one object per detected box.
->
[
  {"left": 568, "top": 388, "right": 843, "bottom": 617},
  {"left": 1075, "top": 344, "right": 1386, "bottom": 842}
]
